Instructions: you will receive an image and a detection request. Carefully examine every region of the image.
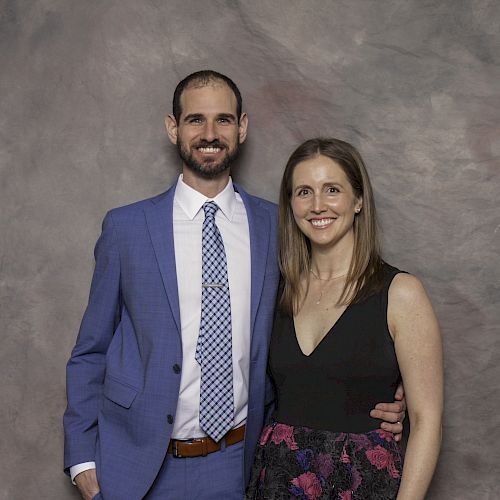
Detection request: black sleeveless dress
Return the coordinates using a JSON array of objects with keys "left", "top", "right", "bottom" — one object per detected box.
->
[{"left": 246, "top": 265, "right": 404, "bottom": 500}]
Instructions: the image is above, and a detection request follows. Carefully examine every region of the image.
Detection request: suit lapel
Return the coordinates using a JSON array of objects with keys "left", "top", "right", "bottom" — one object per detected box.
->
[
  {"left": 144, "top": 182, "right": 271, "bottom": 339},
  {"left": 237, "top": 185, "right": 270, "bottom": 336},
  {"left": 144, "top": 185, "right": 181, "bottom": 335}
]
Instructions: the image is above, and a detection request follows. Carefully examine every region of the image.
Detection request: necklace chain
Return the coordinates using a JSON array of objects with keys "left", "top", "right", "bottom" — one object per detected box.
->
[
  {"left": 309, "top": 269, "right": 347, "bottom": 281},
  {"left": 309, "top": 269, "right": 347, "bottom": 304}
]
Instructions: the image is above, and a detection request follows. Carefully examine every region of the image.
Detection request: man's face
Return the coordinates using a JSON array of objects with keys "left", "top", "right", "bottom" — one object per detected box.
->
[{"left": 166, "top": 83, "right": 248, "bottom": 179}]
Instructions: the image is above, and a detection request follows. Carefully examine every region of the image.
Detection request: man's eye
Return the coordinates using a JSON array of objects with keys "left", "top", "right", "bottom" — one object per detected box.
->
[
  {"left": 327, "top": 187, "right": 339, "bottom": 193},
  {"left": 218, "top": 118, "right": 230, "bottom": 124},
  {"left": 189, "top": 118, "right": 202, "bottom": 124},
  {"left": 298, "top": 189, "right": 310, "bottom": 196}
]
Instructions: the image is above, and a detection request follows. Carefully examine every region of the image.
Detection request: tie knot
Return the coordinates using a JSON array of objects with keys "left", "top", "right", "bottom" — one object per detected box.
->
[{"left": 203, "top": 201, "right": 219, "bottom": 220}]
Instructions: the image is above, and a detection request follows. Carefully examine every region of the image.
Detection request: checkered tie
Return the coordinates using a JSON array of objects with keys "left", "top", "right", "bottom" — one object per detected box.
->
[{"left": 195, "top": 201, "right": 234, "bottom": 442}]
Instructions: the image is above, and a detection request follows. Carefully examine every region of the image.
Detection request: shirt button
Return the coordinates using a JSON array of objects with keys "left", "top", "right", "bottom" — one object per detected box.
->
[
  {"left": 167, "top": 414, "right": 174, "bottom": 424},
  {"left": 172, "top": 364, "right": 181, "bottom": 374}
]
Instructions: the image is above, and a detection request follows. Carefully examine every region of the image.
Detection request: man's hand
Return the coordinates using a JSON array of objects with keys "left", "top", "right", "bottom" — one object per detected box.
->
[
  {"left": 74, "top": 469, "right": 100, "bottom": 500},
  {"left": 370, "top": 382, "right": 407, "bottom": 442}
]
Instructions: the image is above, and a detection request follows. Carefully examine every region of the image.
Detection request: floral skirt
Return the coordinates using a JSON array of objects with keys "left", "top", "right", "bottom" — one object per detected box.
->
[{"left": 246, "top": 421, "right": 403, "bottom": 500}]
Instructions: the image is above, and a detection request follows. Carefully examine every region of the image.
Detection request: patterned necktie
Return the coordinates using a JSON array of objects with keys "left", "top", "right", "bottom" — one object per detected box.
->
[{"left": 195, "top": 201, "right": 234, "bottom": 442}]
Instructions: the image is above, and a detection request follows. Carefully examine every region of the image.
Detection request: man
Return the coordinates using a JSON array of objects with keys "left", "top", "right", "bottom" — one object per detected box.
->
[{"left": 64, "top": 70, "right": 405, "bottom": 499}]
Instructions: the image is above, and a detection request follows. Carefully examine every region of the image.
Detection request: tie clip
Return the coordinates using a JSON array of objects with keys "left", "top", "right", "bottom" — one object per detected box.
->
[{"left": 202, "top": 283, "right": 225, "bottom": 288}]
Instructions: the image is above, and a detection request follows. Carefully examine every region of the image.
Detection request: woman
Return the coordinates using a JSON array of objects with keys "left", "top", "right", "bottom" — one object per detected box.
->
[{"left": 247, "top": 138, "right": 443, "bottom": 499}]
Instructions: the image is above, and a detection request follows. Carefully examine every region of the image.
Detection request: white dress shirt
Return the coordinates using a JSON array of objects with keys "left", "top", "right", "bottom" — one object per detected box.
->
[
  {"left": 70, "top": 174, "right": 251, "bottom": 481},
  {"left": 172, "top": 174, "right": 251, "bottom": 437}
]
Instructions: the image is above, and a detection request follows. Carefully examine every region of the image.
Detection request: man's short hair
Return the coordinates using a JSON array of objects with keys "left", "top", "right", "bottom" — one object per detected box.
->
[{"left": 172, "top": 70, "right": 243, "bottom": 123}]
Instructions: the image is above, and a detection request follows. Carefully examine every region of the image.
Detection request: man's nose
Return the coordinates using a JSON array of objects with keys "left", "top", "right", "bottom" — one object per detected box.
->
[{"left": 201, "top": 121, "right": 217, "bottom": 142}]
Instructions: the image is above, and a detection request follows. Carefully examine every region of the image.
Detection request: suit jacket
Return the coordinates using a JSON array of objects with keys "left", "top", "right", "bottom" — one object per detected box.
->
[{"left": 63, "top": 182, "right": 280, "bottom": 499}]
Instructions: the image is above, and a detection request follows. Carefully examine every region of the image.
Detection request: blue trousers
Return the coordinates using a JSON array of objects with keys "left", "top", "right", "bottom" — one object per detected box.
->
[{"left": 144, "top": 440, "right": 245, "bottom": 499}]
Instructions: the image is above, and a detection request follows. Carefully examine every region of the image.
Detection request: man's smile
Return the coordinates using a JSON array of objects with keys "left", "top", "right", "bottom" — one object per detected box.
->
[{"left": 197, "top": 146, "right": 223, "bottom": 154}]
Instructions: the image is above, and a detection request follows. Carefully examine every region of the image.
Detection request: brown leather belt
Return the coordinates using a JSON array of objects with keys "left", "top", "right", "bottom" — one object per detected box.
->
[{"left": 168, "top": 425, "right": 245, "bottom": 458}]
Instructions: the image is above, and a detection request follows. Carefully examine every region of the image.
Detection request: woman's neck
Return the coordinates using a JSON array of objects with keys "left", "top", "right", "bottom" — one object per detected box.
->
[{"left": 309, "top": 233, "right": 354, "bottom": 279}]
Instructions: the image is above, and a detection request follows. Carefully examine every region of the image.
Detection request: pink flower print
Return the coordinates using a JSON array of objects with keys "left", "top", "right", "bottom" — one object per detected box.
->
[
  {"left": 366, "top": 445, "right": 401, "bottom": 478},
  {"left": 259, "top": 425, "right": 273, "bottom": 445},
  {"left": 375, "top": 429, "right": 395, "bottom": 442},
  {"left": 291, "top": 472, "right": 322, "bottom": 500},
  {"left": 366, "top": 445, "right": 391, "bottom": 470},
  {"left": 387, "top": 456, "right": 401, "bottom": 479},
  {"left": 339, "top": 491, "right": 352, "bottom": 500},
  {"left": 271, "top": 423, "right": 299, "bottom": 450},
  {"left": 340, "top": 444, "right": 350, "bottom": 463}
]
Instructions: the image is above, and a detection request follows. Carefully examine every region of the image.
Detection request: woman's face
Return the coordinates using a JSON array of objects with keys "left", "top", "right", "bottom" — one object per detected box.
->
[{"left": 290, "top": 155, "right": 362, "bottom": 249}]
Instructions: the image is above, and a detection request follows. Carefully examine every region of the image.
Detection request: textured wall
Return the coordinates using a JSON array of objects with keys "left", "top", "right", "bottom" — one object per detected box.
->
[{"left": 1, "top": 0, "right": 499, "bottom": 498}]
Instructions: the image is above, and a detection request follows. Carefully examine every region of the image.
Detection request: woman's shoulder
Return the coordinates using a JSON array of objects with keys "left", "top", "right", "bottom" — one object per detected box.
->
[
  {"left": 380, "top": 261, "right": 421, "bottom": 292},
  {"left": 387, "top": 270, "right": 434, "bottom": 332},
  {"left": 389, "top": 271, "right": 426, "bottom": 302}
]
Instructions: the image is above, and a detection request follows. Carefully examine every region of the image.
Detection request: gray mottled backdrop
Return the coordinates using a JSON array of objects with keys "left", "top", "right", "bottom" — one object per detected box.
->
[{"left": 1, "top": 0, "right": 499, "bottom": 498}]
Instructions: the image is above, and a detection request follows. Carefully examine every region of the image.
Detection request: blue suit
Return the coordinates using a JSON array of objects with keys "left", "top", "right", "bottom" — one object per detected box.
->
[{"left": 64, "top": 183, "right": 279, "bottom": 499}]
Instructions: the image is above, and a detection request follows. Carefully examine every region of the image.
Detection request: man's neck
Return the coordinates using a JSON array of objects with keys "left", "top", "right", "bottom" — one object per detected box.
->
[{"left": 181, "top": 168, "right": 231, "bottom": 198}]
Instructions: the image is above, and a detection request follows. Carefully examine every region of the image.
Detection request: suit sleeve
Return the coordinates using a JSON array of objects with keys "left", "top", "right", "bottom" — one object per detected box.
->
[{"left": 63, "top": 211, "right": 121, "bottom": 473}]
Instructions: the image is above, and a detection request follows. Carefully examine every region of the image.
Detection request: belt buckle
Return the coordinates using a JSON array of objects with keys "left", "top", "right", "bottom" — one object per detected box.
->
[{"left": 172, "top": 440, "right": 184, "bottom": 459}]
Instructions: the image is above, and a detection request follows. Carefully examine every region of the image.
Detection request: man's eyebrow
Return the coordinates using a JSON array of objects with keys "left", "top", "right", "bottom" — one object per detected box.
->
[
  {"left": 182, "top": 112, "right": 237, "bottom": 123},
  {"left": 217, "top": 113, "right": 237, "bottom": 121},
  {"left": 182, "top": 113, "right": 203, "bottom": 122}
]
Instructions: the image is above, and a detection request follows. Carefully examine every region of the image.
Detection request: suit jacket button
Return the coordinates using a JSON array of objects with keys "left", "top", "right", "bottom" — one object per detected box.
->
[
  {"left": 167, "top": 414, "right": 174, "bottom": 424},
  {"left": 173, "top": 364, "right": 181, "bottom": 374}
]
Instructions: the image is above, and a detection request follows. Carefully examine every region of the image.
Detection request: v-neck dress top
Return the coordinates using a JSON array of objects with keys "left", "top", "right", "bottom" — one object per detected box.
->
[
  {"left": 270, "top": 264, "right": 403, "bottom": 433},
  {"left": 246, "top": 265, "right": 406, "bottom": 499}
]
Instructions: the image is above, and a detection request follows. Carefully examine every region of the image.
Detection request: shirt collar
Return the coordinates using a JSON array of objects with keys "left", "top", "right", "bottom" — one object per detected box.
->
[{"left": 174, "top": 174, "right": 237, "bottom": 221}]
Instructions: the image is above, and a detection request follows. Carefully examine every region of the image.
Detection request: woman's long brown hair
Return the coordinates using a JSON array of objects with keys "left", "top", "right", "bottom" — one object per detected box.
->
[{"left": 278, "top": 138, "right": 385, "bottom": 315}]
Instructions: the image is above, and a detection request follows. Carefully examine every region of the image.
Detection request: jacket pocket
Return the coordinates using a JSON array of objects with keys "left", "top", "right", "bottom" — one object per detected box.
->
[{"left": 103, "top": 375, "right": 139, "bottom": 409}]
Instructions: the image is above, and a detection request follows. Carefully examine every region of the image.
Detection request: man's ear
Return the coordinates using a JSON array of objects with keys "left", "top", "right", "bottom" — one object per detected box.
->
[
  {"left": 238, "top": 112, "right": 248, "bottom": 144},
  {"left": 165, "top": 115, "right": 178, "bottom": 145}
]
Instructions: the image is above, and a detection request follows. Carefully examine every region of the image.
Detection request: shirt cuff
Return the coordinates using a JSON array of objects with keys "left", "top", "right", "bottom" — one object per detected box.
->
[{"left": 70, "top": 462, "right": 96, "bottom": 485}]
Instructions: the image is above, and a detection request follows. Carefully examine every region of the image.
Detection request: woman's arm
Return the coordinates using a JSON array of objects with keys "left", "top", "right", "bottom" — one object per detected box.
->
[{"left": 388, "top": 273, "right": 443, "bottom": 500}]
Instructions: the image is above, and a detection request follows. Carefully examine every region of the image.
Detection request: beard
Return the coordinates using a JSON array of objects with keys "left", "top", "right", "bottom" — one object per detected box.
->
[{"left": 177, "top": 138, "right": 240, "bottom": 179}]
